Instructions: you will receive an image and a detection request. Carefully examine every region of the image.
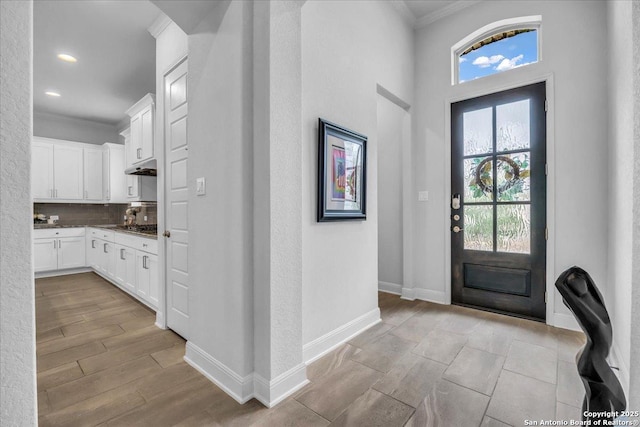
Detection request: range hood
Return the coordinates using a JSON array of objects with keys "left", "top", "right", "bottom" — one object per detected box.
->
[{"left": 125, "top": 158, "right": 157, "bottom": 176}]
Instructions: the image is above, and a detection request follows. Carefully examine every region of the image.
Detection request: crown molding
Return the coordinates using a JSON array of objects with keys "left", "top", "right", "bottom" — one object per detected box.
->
[
  {"left": 416, "top": 0, "right": 481, "bottom": 29},
  {"left": 389, "top": 1, "right": 417, "bottom": 28},
  {"left": 148, "top": 13, "right": 172, "bottom": 39}
]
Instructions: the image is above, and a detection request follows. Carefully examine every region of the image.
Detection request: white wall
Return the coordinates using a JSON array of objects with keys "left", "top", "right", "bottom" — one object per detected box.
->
[
  {"left": 413, "top": 0, "right": 609, "bottom": 325},
  {"left": 606, "top": 0, "right": 634, "bottom": 397},
  {"left": 34, "top": 110, "right": 120, "bottom": 144},
  {"left": 186, "top": 0, "right": 255, "bottom": 381},
  {"left": 301, "top": 0, "right": 414, "bottom": 347},
  {"left": 630, "top": 0, "right": 640, "bottom": 410},
  {"left": 0, "top": 0, "right": 37, "bottom": 425},
  {"left": 377, "top": 96, "right": 407, "bottom": 290}
]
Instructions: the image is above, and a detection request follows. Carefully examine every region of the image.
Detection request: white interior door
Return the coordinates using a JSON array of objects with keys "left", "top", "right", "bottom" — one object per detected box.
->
[{"left": 164, "top": 58, "right": 189, "bottom": 339}]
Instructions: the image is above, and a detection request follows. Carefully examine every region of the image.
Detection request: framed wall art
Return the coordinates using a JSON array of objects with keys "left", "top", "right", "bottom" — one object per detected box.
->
[{"left": 317, "top": 118, "right": 367, "bottom": 222}]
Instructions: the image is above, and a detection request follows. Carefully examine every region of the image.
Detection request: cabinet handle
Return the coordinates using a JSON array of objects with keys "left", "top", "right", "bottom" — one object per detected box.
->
[
  {"left": 58, "top": 239, "right": 61, "bottom": 248},
  {"left": 103, "top": 243, "right": 108, "bottom": 253},
  {"left": 143, "top": 255, "right": 148, "bottom": 269},
  {"left": 137, "top": 148, "right": 142, "bottom": 159},
  {"left": 53, "top": 240, "right": 57, "bottom": 249},
  {"left": 128, "top": 186, "right": 133, "bottom": 196},
  {"left": 120, "top": 248, "right": 126, "bottom": 260},
  {"left": 92, "top": 240, "right": 96, "bottom": 249}
]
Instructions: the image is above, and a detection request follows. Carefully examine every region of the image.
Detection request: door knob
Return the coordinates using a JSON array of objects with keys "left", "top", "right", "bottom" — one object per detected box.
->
[{"left": 163, "top": 230, "right": 171, "bottom": 238}]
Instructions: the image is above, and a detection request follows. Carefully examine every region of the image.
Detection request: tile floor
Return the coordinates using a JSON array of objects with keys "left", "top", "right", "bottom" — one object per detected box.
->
[{"left": 36, "top": 273, "right": 586, "bottom": 426}]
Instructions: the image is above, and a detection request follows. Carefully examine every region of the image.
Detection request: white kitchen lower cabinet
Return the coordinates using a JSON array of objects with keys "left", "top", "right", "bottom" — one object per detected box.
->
[
  {"left": 57, "top": 237, "right": 86, "bottom": 270},
  {"left": 34, "top": 228, "right": 86, "bottom": 273},
  {"left": 35, "top": 226, "right": 158, "bottom": 310},
  {"left": 114, "top": 244, "right": 136, "bottom": 294},
  {"left": 34, "top": 238, "right": 58, "bottom": 272}
]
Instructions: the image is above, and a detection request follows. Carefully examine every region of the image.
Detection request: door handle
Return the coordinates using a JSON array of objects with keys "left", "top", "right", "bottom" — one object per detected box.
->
[
  {"left": 163, "top": 230, "right": 171, "bottom": 238},
  {"left": 120, "top": 248, "right": 126, "bottom": 260}
]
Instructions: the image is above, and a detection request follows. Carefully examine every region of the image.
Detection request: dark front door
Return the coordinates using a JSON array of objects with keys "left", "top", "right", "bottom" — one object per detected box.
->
[{"left": 451, "top": 82, "right": 547, "bottom": 320}]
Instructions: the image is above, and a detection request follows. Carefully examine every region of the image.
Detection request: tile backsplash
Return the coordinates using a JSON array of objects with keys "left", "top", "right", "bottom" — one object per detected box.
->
[{"left": 34, "top": 203, "right": 157, "bottom": 226}]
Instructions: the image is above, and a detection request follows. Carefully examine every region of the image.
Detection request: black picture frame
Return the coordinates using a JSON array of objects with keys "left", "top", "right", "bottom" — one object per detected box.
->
[{"left": 317, "top": 118, "right": 367, "bottom": 222}]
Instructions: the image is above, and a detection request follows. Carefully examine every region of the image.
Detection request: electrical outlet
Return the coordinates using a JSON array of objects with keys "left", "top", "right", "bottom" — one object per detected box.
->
[
  {"left": 418, "top": 191, "right": 429, "bottom": 202},
  {"left": 143, "top": 216, "right": 147, "bottom": 221}
]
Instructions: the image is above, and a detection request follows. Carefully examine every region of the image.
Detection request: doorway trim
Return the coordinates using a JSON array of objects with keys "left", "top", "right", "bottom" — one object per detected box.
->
[{"left": 443, "top": 73, "right": 557, "bottom": 326}]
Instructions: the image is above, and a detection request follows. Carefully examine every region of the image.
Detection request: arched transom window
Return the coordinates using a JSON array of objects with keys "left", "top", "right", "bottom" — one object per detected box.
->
[{"left": 452, "top": 16, "right": 542, "bottom": 84}]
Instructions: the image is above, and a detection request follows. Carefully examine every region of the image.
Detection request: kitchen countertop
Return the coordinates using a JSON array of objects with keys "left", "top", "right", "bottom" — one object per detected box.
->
[{"left": 34, "top": 224, "right": 158, "bottom": 239}]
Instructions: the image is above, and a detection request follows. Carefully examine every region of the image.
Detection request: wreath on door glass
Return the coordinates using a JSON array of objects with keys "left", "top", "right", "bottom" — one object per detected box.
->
[{"left": 475, "top": 155, "right": 521, "bottom": 196}]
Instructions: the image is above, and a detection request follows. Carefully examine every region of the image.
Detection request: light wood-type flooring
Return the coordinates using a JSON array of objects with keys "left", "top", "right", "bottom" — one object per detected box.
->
[{"left": 36, "top": 272, "right": 586, "bottom": 426}]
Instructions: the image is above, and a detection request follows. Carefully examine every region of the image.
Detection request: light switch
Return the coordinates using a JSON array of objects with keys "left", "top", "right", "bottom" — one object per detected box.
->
[
  {"left": 418, "top": 191, "right": 429, "bottom": 202},
  {"left": 196, "top": 177, "right": 206, "bottom": 196}
]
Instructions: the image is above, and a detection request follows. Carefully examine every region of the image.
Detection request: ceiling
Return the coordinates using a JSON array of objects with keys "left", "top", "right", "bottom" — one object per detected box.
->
[
  {"left": 33, "top": 0, "right": 472, "bottom": 126},
  {"left": 34, "top": 0, "right": 161, "bottom": 125},
  {"left": 398, "top": 0, "right": 479, "bottom": 27}
]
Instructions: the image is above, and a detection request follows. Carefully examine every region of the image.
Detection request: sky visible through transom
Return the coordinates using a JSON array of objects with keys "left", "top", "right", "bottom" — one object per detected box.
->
[{"left": 459, "top": 31, "right": 538, "bottom": 83}]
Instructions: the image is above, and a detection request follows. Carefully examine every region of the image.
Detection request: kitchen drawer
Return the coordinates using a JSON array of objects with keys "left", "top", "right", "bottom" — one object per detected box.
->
[
  {"left": 115, "top": 232, "right": 158, "bottom": 254},
  {"left": 34, "top": 227, "right": 85, "bottom": 239},
  {"left": 88, "top": 228, "right": 115, "bottom": 242}
]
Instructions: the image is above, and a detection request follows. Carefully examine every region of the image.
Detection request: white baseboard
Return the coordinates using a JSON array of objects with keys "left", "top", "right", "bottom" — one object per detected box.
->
[
  {"left": 184, "top": 341, "right": 254, "bottom": 404},
  {"left": 35, "top": 267, "right": 92, "bottom": 278},
  {"left": 552, "top": 312, "right": 581, "bottom": 332},
  {"left": 610, "top": 343, "right": 630, "bottom": 399},
  {"left": 303, "top": 307, "right": 381, "bottom": 364},
  {"left": 378, "top": 281, "right": 402, "bottom": 295},
  {"left": 402, "top": 287, "right": 447, "bottom": 304},
  {"left": 254, "top": 364, "right": 309, "bottom": 408}
]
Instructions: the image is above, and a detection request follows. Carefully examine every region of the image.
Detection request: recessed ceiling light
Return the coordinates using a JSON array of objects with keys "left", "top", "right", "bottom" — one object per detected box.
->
[
  {"left": 57, "top": 53, "right": 77, "bottom": 63},
  {"left": 45, "top": 91, "right": 61, "bottom": 97}
]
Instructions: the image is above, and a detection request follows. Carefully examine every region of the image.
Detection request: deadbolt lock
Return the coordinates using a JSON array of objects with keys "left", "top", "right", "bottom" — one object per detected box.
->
[{"left": 453, "top": 214, "right": 460, "bottom": 221}]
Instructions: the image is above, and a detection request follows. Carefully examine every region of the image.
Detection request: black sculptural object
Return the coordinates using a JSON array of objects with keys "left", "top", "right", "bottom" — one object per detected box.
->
[{"left": 555, "top": 267, "right": 626, "bottom": 423}]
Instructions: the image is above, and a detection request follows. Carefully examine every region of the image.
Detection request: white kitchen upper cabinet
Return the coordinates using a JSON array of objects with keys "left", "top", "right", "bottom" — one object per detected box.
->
[
  {"left": 103, "top": 143, "right": 127, "bottom": 203},
  {"left": 34, "top": 238, "right": 58, "bottom": 272},
  {"left": 128, "top": 115, "right": 141, "bottom": 168},
  {"left": 84, "top": 147, "right": 104, "bottom": 201},
  {"left": 140, "top": 105, "right": 154, "bottom": 162},
  {"left": 32, "top": 141, "right": 54, "bottom": 199},
  {"left": 53, "top": 144, "right": 84, "bottom": 200},
  {"left": 57, "top": 236, "right": 86, "bottom": 269},
  {"left": 125, "top": 94, "right": 155, "bottom": 167}
]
